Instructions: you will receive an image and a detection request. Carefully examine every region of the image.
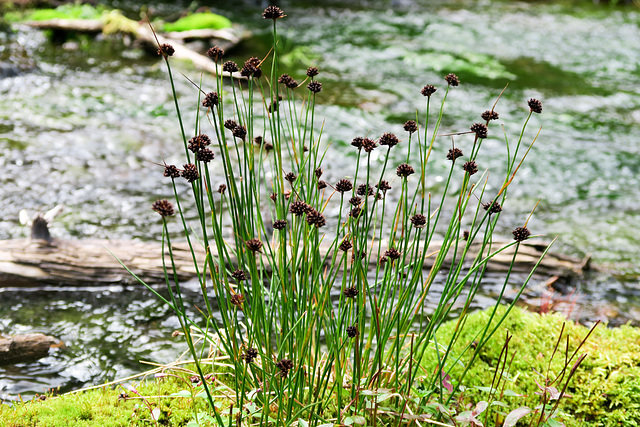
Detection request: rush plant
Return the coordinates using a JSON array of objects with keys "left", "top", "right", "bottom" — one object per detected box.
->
[{"left": 142, "top": 5, "right": 558, "bottom": 426}]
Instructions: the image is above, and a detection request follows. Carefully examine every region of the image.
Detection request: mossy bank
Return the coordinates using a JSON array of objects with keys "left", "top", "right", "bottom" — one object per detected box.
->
[{"left": 1, "top": 306, "right": 638, "bottom": 427}]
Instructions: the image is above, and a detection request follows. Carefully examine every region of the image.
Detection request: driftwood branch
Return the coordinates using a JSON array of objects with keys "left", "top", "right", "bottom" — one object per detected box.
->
[
  {"left": 0, "top": 333, "right": 57, "bottom": 366},
  {"left": 0, "top": 237, "right": 588, "bottom": 288}
]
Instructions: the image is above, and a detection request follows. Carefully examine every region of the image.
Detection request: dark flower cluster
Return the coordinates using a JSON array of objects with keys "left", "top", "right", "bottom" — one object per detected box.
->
[
  {"left": 278, "top": 74, "right": 298, "bottom": 89},
  {"left": 224, "top": 119, "right": 238, "bottom": 130},
  {"left": 379, "top": 132, "right": 399, "bottom": 148},
  {"left": 306, "top": 67, "right": 319, "bottom": 77},
  {"left": 396, "top": 163, "right": 415, "bottom": 178},
  {"left": 339, "top": 239, "right": 353, "bottom": 251},
  {"left": 376, "top": 180, "right": 391, "bottom": 193},
  {"left": 421, "top": 85, "right": 437, "bottom": 97},
  {"left": 384, "top": 248, "right": 402, "bottom": 260},
  {"left": 152, "top": 199, "right": 174, "bottom": 217},
  {"left": 263, "top": 5, "right": 285, "bottom": 20},
  {"left": 403, "top": 120, "right": 418, "bottom": 134},
  {"left": 349, "top": 196, "right": 362, "bottom": 206},
  {"left": 317, "top": 180, "right": 327, "bottom": 190},
  {"left": 285, "top": 172, "right": 296, "bottom": 183},
  {"left": 196, "top": 148, "right": 214, "bottom": 163},
  {"left": 206, "top": 46, "right": 224, "bottom": 61},
  {"left": 306, "top": 209, "right": 326, "bottom": 228},
  {"left": 445, "top": 73, "right": 460, "bottom": 86},
  {"left": 351, "top": 137, "right": 364, "bottom": 150},
  {"left": 157, "top": 43, "right": 174, "bottom": 57},
  {"left": 188, "top": 134, "right": 211, "bottom": 153},
  {"left": 349, "top": 207, "right": 362, "bottom": 219},
  {"left": 470, "top": 123, "right": 488, "bottom": 139},
  {"left": 410, "top": 214, "right": 427, "bottom": 228},
  {"left": 246, "top": 238, "right": 263, "bottom": 253},
  {"left": 223, "top": 61, "right": 238, "bottom": 73},
  {"left": 202, "top": 92, "right": 219, "bottom": 108},
  {"left": 242, "top": 347, "right": 258, "bottom": 363},
  {"left": 218, "top": 184, "right": 226, "bottom": 194},
  {"left": 483, "top": 200, "right": 502, "bottom": 214},
  {"left": 241, "top": 57, "right": 262, "bottom": 78},
  {"left": 362, "top": 138, "right": 377, "bottom": 153},
  {"left": 273, "top": 219, "right": 287, "bottom": 230},
  {"left": 447, "top": 148, "right": 463, "bottom": 161},
  {"left": 343, "top": 286, "right": 358, "bottom": 299},
  {"left": 346, "top": 325, "right": 358, "bottom": 338},
  {"left": 182, "top": 163, "right": 199, "bottom": 182},
  {"left": 462, "top": 161, "right": 478, "bottom": 176},
  {"left": 513, "top": 226, "right": 531, "bottom": 242},
  {"left": 290, "top": 201, "right": 311, "bottom": 216},
  {"left": 233, "top": 125, "right": 247, "bottom": 141},
  {"left": 357, "top": 184, "right": 373, "bottom": 197},
  {"left": 307, "top": 81, "right": 322, "bottom": 93},
  {"left": 231, "top": 269, "right": 248, "bottom": 281},
  {"left": 481, "top": 110, "right": 499, "bottom": 121},
  {"left": 230, "top": 293, "right": 245, "bottom": 308},
  {"left": 164, "top": 164, "right": 180, "bottom": 178},
  {"left": 335, "top": 179, "right": 353, "bottom": 193},
  {"left": 528, "top": 98, "right": 543, "bottom": 114},
  {"left": 276, "top": 358, "right": 294, "bottom": 378}
]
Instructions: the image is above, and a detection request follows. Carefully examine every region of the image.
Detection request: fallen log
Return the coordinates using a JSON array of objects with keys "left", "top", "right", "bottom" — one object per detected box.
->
[
  {"left": 0, "top": 333, "right": 57, "bottom": 366},
  {"left": 0, "top": 236, "right": 589, "bottom": 288},
  {"left": 23, "top": 16, "right": 248, "bottom": 78}
]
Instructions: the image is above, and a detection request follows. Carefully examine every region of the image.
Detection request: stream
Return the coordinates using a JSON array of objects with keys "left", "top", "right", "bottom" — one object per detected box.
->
[{"left": 1, "top": 0, "right": 639, "bottom": 401}]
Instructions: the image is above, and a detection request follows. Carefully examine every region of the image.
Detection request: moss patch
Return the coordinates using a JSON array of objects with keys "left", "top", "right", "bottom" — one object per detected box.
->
[
  {"left": 162, "top": 13, "right": 232, "bottom": 33},
  {"left": 427, "top": 306, "right": 640, "bottom": 426},
  {"left": 3, "top": 4, "right": 106, "bottom": 23}
]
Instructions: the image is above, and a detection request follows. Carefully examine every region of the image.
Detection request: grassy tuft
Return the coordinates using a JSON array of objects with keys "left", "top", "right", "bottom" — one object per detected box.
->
[{"left": 162, "top": 13, "right": 232, "bottom": 33}]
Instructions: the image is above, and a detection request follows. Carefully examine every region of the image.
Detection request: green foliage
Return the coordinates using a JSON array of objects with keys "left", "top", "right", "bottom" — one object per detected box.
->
[
  {"left": 162, "top": 13, "right": 232, "bottom": 32},
  {"left": 431, "top": 305, "right": 640, "bottom": 426},
  {"left": 4, "top": 3, "right": 106, "bottom": 23}
]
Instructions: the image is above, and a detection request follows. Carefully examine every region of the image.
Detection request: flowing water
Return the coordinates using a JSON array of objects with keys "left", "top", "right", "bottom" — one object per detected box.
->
[{"left": 1, "top": 0, "right": 639, "bottom": 400}]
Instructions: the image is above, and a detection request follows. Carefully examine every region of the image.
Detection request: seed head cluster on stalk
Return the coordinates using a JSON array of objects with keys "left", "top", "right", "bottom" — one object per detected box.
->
[{"left": 141, "top": 5, "right": 554, "bottom": 426}]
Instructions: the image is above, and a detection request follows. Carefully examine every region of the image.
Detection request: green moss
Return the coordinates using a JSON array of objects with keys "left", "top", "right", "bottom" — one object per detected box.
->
[
  {"left": 162, "top": 13, "right": 232, "bottom": 33},
  {"left": 428, "top": 306, "right": 640, "bottom": 426},
  {"left": 3, "top": 4, "right": 106, "bottom": 23}
]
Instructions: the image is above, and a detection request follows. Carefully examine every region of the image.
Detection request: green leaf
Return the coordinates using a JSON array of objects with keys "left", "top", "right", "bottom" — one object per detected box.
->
[
  {"left": 170, "top": 389, "right": 193, "bottom": 397},
  {"left": 298, "top": 419, "right": 309, "bottom": 427}
]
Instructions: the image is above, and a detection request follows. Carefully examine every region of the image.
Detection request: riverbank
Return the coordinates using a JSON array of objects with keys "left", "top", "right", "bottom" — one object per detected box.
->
[{"left": 1, "top": 306, "right": 638, "bottom": 426}]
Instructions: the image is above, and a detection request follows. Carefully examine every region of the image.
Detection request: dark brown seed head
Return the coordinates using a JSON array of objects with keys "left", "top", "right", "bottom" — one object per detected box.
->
[
  {"left": 182, "top": 163, "right": 199, "bottom": 183},
  {"left": 314, "top": 167, "right": 323, "bottom": 178},
  {"left": 231, "top": 269, "right": 248, "bottom": 281},
  {"left": 349, "top": 207, "right": 362, "bottom": 219},
  {"left": 224, "top": 119, "right": 238, "bottom": 130},
  {"left": 270, "top": 193, "right": 278, "bottom": 202},
  {"left": 513, "top": 226, "right": 531, "bottom": 242},
  {"left": 232, "top": 125, "right": 247, "bottom": 141},
  {"left": 462, "top": 161, "right": 478, "bottom": 176},
  {"left": 384, "top": 247, "right": 402, "bottom": 260},
  {"left": 273, "top": 219, "right": 287, "bottom": 230},
  {"left": 285, "top": 172, "right": 296, "bottom": 183},
  {"left": 242, "top": 347, "right": 258, "bottom": 363},
  {"left": 306, "top": 209, "right": 326, "bottom": 228},
  {"left": 230, "top": 293, "right": 245, "bottom": 308},
  {"left": 343, "top": 286, "right": 358, "bottom": 299},
  {"left": 164, "top": 164, "right": 180, "bottom": 179},
  {"left": 376, "top": 180, "right": 391, "bottom": 192},
  {"left": 276, "top": 358, "right": 294, "bottom": 378},
  {"left": 470, "top": 123, "right": 488, "bottom": 139},
  {"left": 349, "top": 196, "right": 362, "bottom": 206},
  {"left": 254, "top": 136, "right": 263, "bottom": 146},
  {"left": 202, "top": 92, "right": 219, "bottom": 108},
  {"left": 286, "top": 78, "right": 298, "bottom": 89},
  {"left": 152, "top": 199, "right": 174, "bottom": 217},
  {"left": 206, "top": 46, "right": 225, "bottom": 61},
  {"left": 346, "top": 325, "right": 358, "bottom": 338},
  {"left": 290, "top": 200, "right": 310, "bottom": 216},
  {"left": 241, "top": 63, "right": 258, "bottom": 78},
  {"left": 188, "top": 134, "right": 211, "bottom": 153},
  {"left": 278, "top": 74, "right": 293, "bottom": 85},
  {"left": 481, "top": 110, "right": 499, "bottom": 121},
  {"left": 410, "top": 214, "right": 427, "bottom": 228},
  {"left": 379, "top": 255, "right": 388, "bottom": 266},
  {"left": 218, "top": 184, "right": 227, "bottom": 194},
  {"left": 447, "top": 148, "right": 463, "bottom": 161},
  {"left": 157, "top": 43, "right": 174, "bottom": 57},
  {"left": 421, "top": 85, "right": 437, "bottom": 97},
  {"left": 352, "top": 249, "right": 367, "bottom": 261},
  {"left": 317, "top": 180, "right": 327, "bottom": 190},
  {"left": 351, "top": 137, "right": 364, "bottom": 150},
  {"left": 396, "top": 163, "right": 415, "bottom": 178},
  {"left": 483, "top": 200, "right": 502, "bottom": 214},
  {"left": 264, "top": 143, "right": 274, "bottom": 153},
  {"left": 357, "top": 184, "right": 373, "bottom": 197},
  {"left": 339, "top": 239, "right": 353, "bottom": 251},
  {"left": 445, "top": 73, "right": 460, "bottom": 86},
  {"left": 263, "top": 5, "right": 285, "bottom": 20},
  {"left": 246, "top": 238, "right": 263, "bottom": 253},
  {"left": 403, "top": 120, "right": 418, "bottom": 134},
  {"left": 463, "top": 230, "right": 470, "bottom": 241},
  {"left": 222, "top": 61, "right": 238, "bottom": 73},
  {"left": 379, "top": 132, "right": 399, "bottom": 148},
  {"left": 335, "top": 179, "right": 353, "bottom": 193},
  {"left": 528, "top": 98, "right": 542, "bottom": 114},
  {"left": 306, "top": 67, "right": 319, "bottom": 77},
  {"left": 362, "top": 138, "right": 377, "bottom": 153},
  {"left": 196, "top": 148, "right": 215, "bottom": 163},
  {"left": 307, "top": 81, "right": 322, "bottom": 93}
]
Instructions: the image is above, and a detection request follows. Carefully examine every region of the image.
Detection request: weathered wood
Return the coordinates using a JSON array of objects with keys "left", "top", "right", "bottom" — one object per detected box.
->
[
  {"left": 0, "top": 237, "right": 589, "bottom": 288},
  {"left": 23, "top": 18, "right": 248, "bottom": 78},
  {"left": 0, "top": 333, "right": 57, "bottom": 366}
]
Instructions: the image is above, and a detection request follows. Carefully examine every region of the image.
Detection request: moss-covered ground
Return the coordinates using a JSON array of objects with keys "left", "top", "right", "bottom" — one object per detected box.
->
[{"left": 1, "top": 306, "right": 638, "bottom": 426}]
